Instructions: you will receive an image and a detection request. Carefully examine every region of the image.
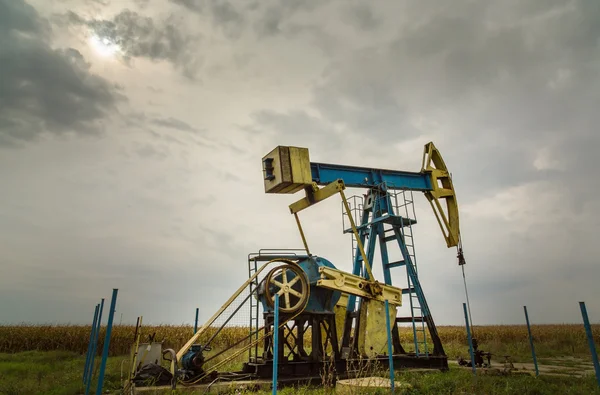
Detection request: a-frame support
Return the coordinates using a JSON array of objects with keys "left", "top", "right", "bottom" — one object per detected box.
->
[{"left": 341, "top": 185, "right": 445, "bottom": 358}]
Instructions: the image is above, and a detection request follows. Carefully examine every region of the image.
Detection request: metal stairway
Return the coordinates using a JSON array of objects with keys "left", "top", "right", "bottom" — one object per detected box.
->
[
  {"left": 361, "top": 189, "right": 427, "bottom": 356},
  {"left": 341, "top": 188, "right": 445, "bottom": 358},
  {"left": 342, "top": 190, "right": 443, "bottom": 357},
  {"left": 343, "top": 196, "right": 366, "bottom": 314},
  {"left": 248, "top": 255, "right": 261, "bottom": 363},
  {"left": 394, "top": 190, "right": 428, "bottom": 356}
]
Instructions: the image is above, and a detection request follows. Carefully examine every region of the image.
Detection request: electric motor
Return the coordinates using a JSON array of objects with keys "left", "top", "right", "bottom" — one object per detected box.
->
[{"left": 180, "top": 344, "right": 207, "bottom": 375}]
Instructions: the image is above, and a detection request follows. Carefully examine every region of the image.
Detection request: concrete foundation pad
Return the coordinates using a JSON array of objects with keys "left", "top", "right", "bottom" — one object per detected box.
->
[{"left": 336, "top": 377, "right": 412, "bottom": 394}]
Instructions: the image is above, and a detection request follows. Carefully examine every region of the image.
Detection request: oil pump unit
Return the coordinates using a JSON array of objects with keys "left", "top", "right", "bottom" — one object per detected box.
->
[{"left": 129, "top": 142, "right": 466, "bottom": 390}]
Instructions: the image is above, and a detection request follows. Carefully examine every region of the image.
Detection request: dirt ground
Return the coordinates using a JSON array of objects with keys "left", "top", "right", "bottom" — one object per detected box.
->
[{"left": 449, "top": 356, "right": 597, "bottom": 377}]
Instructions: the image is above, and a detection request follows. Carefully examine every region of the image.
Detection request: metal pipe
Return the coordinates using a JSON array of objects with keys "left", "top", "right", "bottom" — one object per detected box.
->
[
  {"left": 204, "top": 290, "right": 254, "bottom": 349},
  {"left": 463, "top": 303, "right": 476, "bottom": 375},
  {"left": 83, "top": 304, "right": 99, "bottom": 385},
  {"left": 340, "top": 189, "right": 375, "bottom": 281},
  {"left": 523, "top": 306, "right": 539, "bottom": 377},
  {"left": 96, "top": 289, "right": 119, "bottom": 395},
  {"left": 385, "top": 300, "right": 395, "bottom": 393},
  {"left": 129, "top": 316, "right": 143, "bottom": 382},
  {"left": 161, "top": 348, "right": 178, "bottom": 389},
  {"left": 85, "top": 298, "right": 104, "bottom": 395},
  {"left": 124, "top": 316, "right": 144, "bottom": 393},
  {"left": 272, "top": 294, "right": 279, "bottom": 395},
  {"left": 579, "top": 301, "right": 600, "bottom": 387},
  {"left": 461, "top": 263, "right": 474, "bottom": 338},
  {"left": 177, "top": 258, "right": 295, "bottom": 361},
  {"left": 293, "top": 213, "right": 311, "bottom": 255},
  {"left": 194, "top": 308, "right": 199, "bottom": 334}
]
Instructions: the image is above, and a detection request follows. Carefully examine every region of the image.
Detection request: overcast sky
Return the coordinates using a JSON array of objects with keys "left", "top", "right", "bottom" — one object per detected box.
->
[{"left": 1, "top": 0, "right": 599, "bottom": 327}]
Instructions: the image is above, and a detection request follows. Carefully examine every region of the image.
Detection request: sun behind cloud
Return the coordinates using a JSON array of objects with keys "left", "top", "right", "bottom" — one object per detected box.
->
[{"left": 89, "top": 34, "right": 119, "bottom": 58}]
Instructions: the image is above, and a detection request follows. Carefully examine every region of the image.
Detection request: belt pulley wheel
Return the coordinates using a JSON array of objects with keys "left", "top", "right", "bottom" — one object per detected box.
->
[{"left": 265, "top": 264, "right": 309, "bottom": 314}]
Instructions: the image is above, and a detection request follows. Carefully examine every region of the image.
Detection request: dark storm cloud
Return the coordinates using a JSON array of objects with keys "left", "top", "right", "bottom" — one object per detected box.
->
[
  {"left": 170, "top": 0, "right": 203, "bottom": 13},
  {"left": 134, "top": 143, "right": 170, "bottom": 161},
  {"left": 3, "top": 0, "right": 600, "bottom": 328},
  {"left": 170, "top": 0, "right": 327, "bottom": 40},
  {"left": 62, "top": 10, "right": 202, "bottom": 78},
  {"left": 311, "top": 48, "right": 415, "bottom": 139},
  {"left": 151, "top": 117, "right": 201, "bottom": 134},
  {"left": 340, "top": 3, "right": 380, "bottom": 31},
  {"left": 208, "top": 0, "right": 245, "bottom": 39},
  {"left": 238, "top": 1, "right": 600, "bottom": 326},
  {"left": 0, "top": 0, "right": 47, "bottom": 35},
  {"left": 133, "top": 0, "right": 150, "bottom": 8},
  {"left": 250, "top": 0, "right": 600, "bottom": 201},
  {"left": 0, "top": 0, "right": 121, "bottom": 147},
  {"left": 119, "top": 111, "right": 213, "bottom": 152},
  {"left": 252, "top": 0, "right": 324, "bottom": 38},
  {"left": 170, "top": 0, "right": 245, "bottom": 39},
  {"left": 125, "top": 111, "right": 203, "bottom": 135},
  {"left": 249, "top": 110, "right": 342, "bottom": 151}
]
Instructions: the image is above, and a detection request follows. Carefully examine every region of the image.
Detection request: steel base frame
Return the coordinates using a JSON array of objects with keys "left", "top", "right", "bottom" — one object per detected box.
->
[
  {"left": 242, "top": 354, "right": 448, "bottom": 381},
  {"left": 242, "top": 310, "right": 447, "bottom": 382},
  {"left": 260, "top": 312, "right": 340, "bottom": 363}
]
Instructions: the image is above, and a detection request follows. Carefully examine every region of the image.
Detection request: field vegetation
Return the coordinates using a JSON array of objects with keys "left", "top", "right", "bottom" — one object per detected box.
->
[
  {"left": 1, "top": 350, "right": 600, "bottom": 395},
  {"left": 1, "top": 324, "right": 599, "bottom": 394},
  {"left": 1, "top": 323, "right": 598, "bottom": 362}
]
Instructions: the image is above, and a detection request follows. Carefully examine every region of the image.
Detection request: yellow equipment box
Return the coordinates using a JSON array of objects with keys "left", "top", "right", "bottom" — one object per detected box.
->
[{"left": 262, "top": 146, "right": 312, "bottom": 194}]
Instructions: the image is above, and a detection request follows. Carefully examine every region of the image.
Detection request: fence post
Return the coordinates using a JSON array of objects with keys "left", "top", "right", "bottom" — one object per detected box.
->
[
  {"left": 523, "top": 306, "right": 539, "bottom": 377},
  {"left": 83, "top": 304, "right": 99, "bottom": 384},
  {"left": 85, "top": 298, "right": 104, "bottom": 395},
  {"left": 385, "top": 300, "right": 395, "bottom": 393},
  {"left": 463, "top": 302, "right": 476, "bottom": 375},
  {"left": 194, "top": 307, "right": 199, "bottom": 334},
  {"left": 579, "top": 301, "right": 600, "bottom": 387},
  {"left": 272, "top": 294, "right": 279, "bottom": 395},
  {"left": 96, "top": 289, "right": 119, "bottom": 395}
]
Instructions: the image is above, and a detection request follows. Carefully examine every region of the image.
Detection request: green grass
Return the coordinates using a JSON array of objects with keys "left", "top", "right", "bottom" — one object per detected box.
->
[
  {"left": 417, "top": 338, "right": 597, "bottom": 364},
  {"left": 1, "top": 351, "right": 599, "bottom": 395},
  {"left": 0, "top": 351, "right": 125, "bottom": 395},
  {"left": 397, "top": 368, "right": 600, "bottom": 395},
  {"left": 146, "top": 367, "right": 600, "bottom": 395}
]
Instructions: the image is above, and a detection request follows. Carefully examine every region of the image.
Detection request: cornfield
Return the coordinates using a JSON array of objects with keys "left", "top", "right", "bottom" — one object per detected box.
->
[
  {"left": 0, "top": 324, "right": 249, "bottom": 356},
  {"left": 1, "top": 324, "right": 598, "bottom": 358}
]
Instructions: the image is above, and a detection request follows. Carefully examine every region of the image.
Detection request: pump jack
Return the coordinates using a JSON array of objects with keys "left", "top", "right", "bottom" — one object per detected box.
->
[{"left": 128, "top": 142, "right": 467, "bottom": 391}]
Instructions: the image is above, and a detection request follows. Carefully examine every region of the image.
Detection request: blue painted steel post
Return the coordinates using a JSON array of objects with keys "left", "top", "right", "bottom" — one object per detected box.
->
[
  {"left": 96, "top": 289, "right": 119, "bottom": 395},
  {"left": 385, "top": 300, "right": 395, "bottom": 393},
  {"left": 194, "top": 307, "right": 199, "bottom": 334},
  {"left": 523, "top": 306, "right": 539, "bottom": 377},
  {"left": 83, "top": 304, "right": 100, "bottom": 384},
  {"left": 272, "top": 294, "right": 279, "bottom": 395},
  {"left": 463, "top": 303, "right": 476, "bottom": 375},
  {"left": 85, "top": 298, "right": 104, "bottom": 395},
  {"left": 579, "top": 301, "right": 600, "bottom": 387}
]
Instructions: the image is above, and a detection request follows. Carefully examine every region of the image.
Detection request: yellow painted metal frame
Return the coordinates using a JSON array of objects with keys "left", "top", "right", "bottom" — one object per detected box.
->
[
  {"left": 288, "top": 179, "right": 375, "bottom": 283},
  {"left": 123, "top": 316, "right": 143, "bottom": 393},
  {"left": 288, "top": 180, "right": 344, "bottom": 214},
  {"left": 180, "top": 268, "right": 311, "bottom": 385},
  {"left": 421, "top": 142, "right": 460, "bottom": 248},
  {"left": 317, "top": 266, "right": 402, "bottom": 306},
  {"left": 176, "top": 258, "right": 300, "bottom": 363},
  {"left": 293, "top": 212, "right": 311, "bottom": 255},
  {"left": 339, "top": 188, "right": 375, "bottom": 282},
  {"left": 358, "top": 299, "right": 398, "bottom": 357}
]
